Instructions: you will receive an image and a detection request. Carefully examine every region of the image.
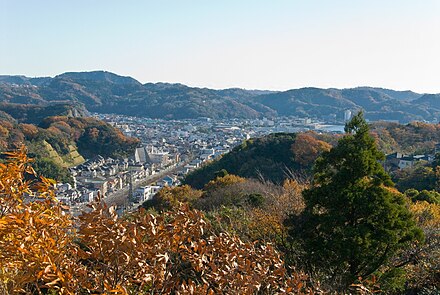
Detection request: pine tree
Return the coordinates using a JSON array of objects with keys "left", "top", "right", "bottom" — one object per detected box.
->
[{"left": 294, "top": 112, "right": 423, "bottom": 286}]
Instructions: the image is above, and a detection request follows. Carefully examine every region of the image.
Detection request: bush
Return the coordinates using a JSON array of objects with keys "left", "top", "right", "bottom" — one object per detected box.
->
[{"left": 0, "top": 148, "right": 311, "bottom": 294}]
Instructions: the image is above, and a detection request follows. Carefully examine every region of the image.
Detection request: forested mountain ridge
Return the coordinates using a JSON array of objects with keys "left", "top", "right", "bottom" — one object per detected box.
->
[{"left": 1, "top": 71, "right": 438, "bottom": 122}]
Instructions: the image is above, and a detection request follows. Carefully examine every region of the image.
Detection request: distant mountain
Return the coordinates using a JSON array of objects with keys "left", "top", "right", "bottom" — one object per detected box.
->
[
  {"left": 413, "top": 94, "right": 440, "bottom": 109},
  {"left": 0, "top": 75, "right": 31, "bottom": 85},
  {"left": 354, "top": 87, "right": 422, "bottom": 101},
  {"left": 254, "top": 87, "right": 431, "bottom": 122},
  {"left": 0, "top": 75, "right": 52, "bottom": 86},
  {"left": 56, "top": 71, "right": 142, "bottom": 86},
  {"left": 0, "top": 70, "right": 438, "bottom": 122}
]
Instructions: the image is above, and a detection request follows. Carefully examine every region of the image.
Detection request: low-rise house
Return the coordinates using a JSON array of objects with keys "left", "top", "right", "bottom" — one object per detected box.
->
[
  {"left": 134, "top": 186, "right": 154, "bottom": 202},
  {"left": 398, "top": 156, "right": 415, "bottom": 170},
  {"left": 386, "top": 152, "right": 434, "bottom": 171},
  {"left": 56, "top": 182, "right": 73, "bottom": 193},
  {"left": 81, "top": 189, "right": 95, "bottom": 203},
  {"left": 162, "top": 175, "right": 174, "bottom": 186},
  {"left": 84, "top": 179, "right": 108, "bottom": 198},
  {"left": 57, "top": 189, "right": 79, "bottom": 205},
  {"left": 107, "top": 176, "right": 123, "bottom": 191}
]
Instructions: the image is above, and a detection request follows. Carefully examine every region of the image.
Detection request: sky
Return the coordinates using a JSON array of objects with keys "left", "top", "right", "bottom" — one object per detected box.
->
[{"left": 1, "top": 0, "right": 440, "bottom": 93}]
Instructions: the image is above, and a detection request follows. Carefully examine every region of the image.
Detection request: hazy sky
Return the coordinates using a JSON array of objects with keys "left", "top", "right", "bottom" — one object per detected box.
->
[{"left": 1, "top": 0, "right": 440, "bottom": 93}]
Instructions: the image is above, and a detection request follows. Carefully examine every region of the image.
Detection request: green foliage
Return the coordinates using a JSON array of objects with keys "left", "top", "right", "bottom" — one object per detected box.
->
[
  {"left": 0, "top": 106, "right": 139, "bottom": 182},
  {"left": 246, "top": 193, "right": 265, "bottom": 207},
  {"left": 32, "top": 157, "right": 73, "bottom": 184},
  {"left": 289, "top": 112, "right": 424, "bottom": 288},
  {"left": 376, "top": 268, "right": 407, "bottom": 294},
  {"left": 392, "top": 164, "right": 437, "bottom": 192},
  {"left": 405, "top": 189, "right": 440, "bottom": 204},
  {"left": 214, "top": 169, "right": 229, "bottom": 179},
  {"left": 183, "top": 133, "right": 297, "bottom": 189},
  {"left": 431, "top": 152, "right": 440, "bottom": 167}
]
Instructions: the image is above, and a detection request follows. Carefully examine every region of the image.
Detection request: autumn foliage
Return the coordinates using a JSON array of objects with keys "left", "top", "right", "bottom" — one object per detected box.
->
[
  {"left": 0, "top": 147, "right": 77, "bottom": 293},
  {"left": 291, "top": 132, "right": 331, "bottom": 168},
  {"left": 403, "top": 201, "right": 440, "bottom": 290},
  {"left": 0, "top": 148, "right": 310, "bottom": 294}
]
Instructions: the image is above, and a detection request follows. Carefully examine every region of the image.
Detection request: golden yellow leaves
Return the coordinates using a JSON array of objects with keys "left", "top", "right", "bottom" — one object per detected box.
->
[
  {"left": 0, "top": 148, "right": 311, "bottom": 294},
  {"left": 0, "top": 147, "right": 76, "bottom": 294},
  {"left": 410, "top": 201, "right": 440, "bottom": 228}
]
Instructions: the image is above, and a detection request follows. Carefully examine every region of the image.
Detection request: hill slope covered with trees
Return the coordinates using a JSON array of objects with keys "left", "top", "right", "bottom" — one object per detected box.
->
[
  {"left": 152, "top": 114, "right": 438, "bottom": 294},
  {"left": 0, "top": 105, "right": 139, "bottom": 182},
  {"left": 183, "top": 133, "right": 300, "bottom": 189},
  {"left": 1, "top": 71, "right": 439, "bottom": 122}
]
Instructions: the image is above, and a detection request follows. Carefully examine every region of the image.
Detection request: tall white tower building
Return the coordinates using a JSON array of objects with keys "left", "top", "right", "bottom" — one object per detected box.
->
[{"left": 344, "top": 109, "right": 352, "bottom": 121}]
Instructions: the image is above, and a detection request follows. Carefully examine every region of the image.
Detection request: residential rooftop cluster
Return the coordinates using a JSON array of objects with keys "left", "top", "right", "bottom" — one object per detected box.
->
[{"left": 57, "top": 114, "right": 346, "bottom": 214}]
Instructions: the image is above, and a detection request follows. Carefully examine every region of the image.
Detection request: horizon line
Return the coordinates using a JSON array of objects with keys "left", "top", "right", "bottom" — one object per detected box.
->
[{"left": 0, "top": 70, "right": 434, "bottom": 95}]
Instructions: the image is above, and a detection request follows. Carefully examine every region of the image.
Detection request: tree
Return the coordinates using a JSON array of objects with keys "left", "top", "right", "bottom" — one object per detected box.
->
[
  {"left": 0, "top": 148, "right": 311, "bottom": 294},
  {"left": 291, "top": 132, "right": 331, "bottom": 168},
  {"left": 392, "top": 163, "right": 436, "bottom": 192},
  {"left": 290, "top": 112, "right": 423, "bottom": 288},
  {"left": 402, "top": 201, "right": 440, "bottom": 292},
  {"left": 404, "top": 189, "right": 440, "bottom": 204},
  {"left": 0, "top": 147, "right": 77, "bottom": 294},
  {"left": 143, "top": 184, "right": 203, "bottom": 212},
  {"left": 32, "top": 157, "right": 74, "bottom": 184}
]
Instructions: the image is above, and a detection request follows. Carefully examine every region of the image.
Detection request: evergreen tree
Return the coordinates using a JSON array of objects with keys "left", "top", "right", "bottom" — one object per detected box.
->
[{"left": 292, "top": 112, "right": 423, "bottom": 286}]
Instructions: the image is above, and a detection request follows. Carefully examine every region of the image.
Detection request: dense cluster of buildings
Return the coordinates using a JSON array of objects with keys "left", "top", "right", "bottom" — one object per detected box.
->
[
  {"left": 55, "top": 112, "right": 439, "bottom": 213},
  {"left": 56, "top": 114, "right": 347, "bottom": 211}
]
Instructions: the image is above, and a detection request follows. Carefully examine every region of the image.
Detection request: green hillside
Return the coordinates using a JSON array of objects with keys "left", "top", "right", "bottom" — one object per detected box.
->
[
  {"left": 183, "top": 133, "right": 299, "bottom": 189},
  {"left": 0, "top": 107, "right": 139, "bottom": 182},
  {"left": 2, "top": 71, "right": 440, "bottom": 122}
]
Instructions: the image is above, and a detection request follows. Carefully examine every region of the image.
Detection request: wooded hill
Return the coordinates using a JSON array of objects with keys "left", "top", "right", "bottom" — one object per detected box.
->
[
  {"left": 1, "top": 71, "right": 439, "bottom": 122},
  {"left": 156, "top": 115, "right": 439, "bottom": 294},
  {"left": 184, "top": 121, "right": 440, "bottom": 189},
  {"left": 0, "top": 104, "right": 139, "bottom": 182},
  {"left": 0, "top": 110, "right": 438, "bottom": 294}
]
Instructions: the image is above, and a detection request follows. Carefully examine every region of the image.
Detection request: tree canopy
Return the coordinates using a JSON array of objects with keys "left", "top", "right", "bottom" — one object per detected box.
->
[
  {"left": 183, "top": 133, "right": 300, "bottom": 189},
  {"left": 291, "top": 112, "right": 424, "bottom": 288},
  {"left": 0, "top": 148, "right": 310, "bottom": 294}
]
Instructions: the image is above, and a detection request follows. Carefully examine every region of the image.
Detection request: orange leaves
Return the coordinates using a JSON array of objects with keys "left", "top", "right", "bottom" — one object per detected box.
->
[
  {"left": 0, "top": 146, "right": 34, "bottom": 217},
  {"left": 0, "top": 148, "right": 77, "bottom": 294},
  {"left": 0, "top": 200, "right": 74, "bottom": 286},
  {"left": 18, "top": 123, "right": 38, "bottom": 139},
  {"left": 205, "top": 174, "right": 246, "bottom": 192},
  {"left": 75, "top": 201, "right": 310, "bottom": 294},
  {"left": 410, "top": 201, "right": 440, "bottom": 228},
  {"left": 0, "top": 148, "right": 311, "bottom": 294},
  {"left": 292, "top": 132, "right": 331, "bottom": 167}
]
